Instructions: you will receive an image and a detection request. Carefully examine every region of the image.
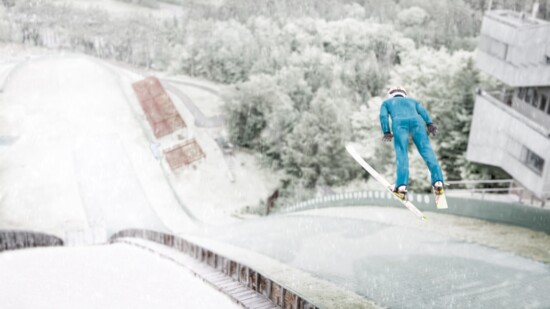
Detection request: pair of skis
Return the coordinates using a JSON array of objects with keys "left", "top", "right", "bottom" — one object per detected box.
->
[{"left": 346, "top": 144, "right": 447, "bottom": 221}]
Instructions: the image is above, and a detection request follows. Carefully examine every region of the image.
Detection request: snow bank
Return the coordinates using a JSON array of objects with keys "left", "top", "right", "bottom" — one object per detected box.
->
[{"left": 0, "top": 243, "right": 240, "bottom": 309}]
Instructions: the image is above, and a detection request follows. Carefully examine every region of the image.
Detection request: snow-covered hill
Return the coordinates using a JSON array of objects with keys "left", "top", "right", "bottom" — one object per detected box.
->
[
  {"left": 0, "top": 47, "right": 281, "bottom": 239},
  {"left": 0, "top": 243, "right": 239, "bottom": 308},
  {"left": 0, "top": 54, "right": 192, "bottom": 237}
]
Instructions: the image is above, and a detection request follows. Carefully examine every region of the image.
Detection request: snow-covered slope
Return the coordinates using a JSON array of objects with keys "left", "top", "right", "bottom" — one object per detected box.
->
[
  {"left": 0, "top": 55, "right": 192, "bottom": 238},
  {"left": 0, "top": 47, "right": 283, "bottom": 238},
  {"left": 0, "top": 243, "right": 240, "bottom": 309}
]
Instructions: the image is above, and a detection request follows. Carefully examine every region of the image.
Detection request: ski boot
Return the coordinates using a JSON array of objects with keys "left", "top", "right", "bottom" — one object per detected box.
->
[
  {"left": 432, "top": 181, "right": 448, "bottom": 209},
  {"left": 433, "top": 181, "right": 444, "bottom": 195},
  {"left": 391, "top": 184, "right": 408, "bottom": 201}
]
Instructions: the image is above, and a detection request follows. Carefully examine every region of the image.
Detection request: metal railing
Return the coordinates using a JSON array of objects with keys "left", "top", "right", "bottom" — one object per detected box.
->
[
  {"left": 477, "top": 89, "right": 550, "bottom": 137},
  {"left": 446, "top": 178, "right": 516, "bottom": 201},
  {"left": 275, "top": 190, "right": 434, "bottom": 215},
  {"left": 446, "top": 179, "right": 514, "bottom": 185},
  {"left": 445, "top": 179, "right": 548, "bottom": 207}
]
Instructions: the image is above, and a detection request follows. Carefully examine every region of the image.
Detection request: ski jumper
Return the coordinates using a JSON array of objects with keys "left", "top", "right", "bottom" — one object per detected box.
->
[{"left": 379, "top": 96, "right": 444, "bottom": 187}]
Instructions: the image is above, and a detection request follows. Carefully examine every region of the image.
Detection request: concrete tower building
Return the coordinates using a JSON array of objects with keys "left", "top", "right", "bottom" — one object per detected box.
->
[{"left": 467, "top": 8, "right": 550, "bottom": 201}]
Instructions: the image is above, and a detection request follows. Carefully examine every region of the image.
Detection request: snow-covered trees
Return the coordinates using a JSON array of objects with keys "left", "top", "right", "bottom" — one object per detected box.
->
[
  {"left": 282, "top": 87, "right": 357, "bottom": 188},
  {"left": 382, "top": 48, "right": 473, "bottom": 190},
  {"left": 218, "top": 18, "right": 412, "bottom": 194},
  {"left": 436, "top": 60, "right": 479, "bottom": 182},
  {"left": 214, "top": 11, "right": 506, "bottom": 196},
  {"left": 223, "top": 69, "right": 357, "bottom": 191},
  {"left": 2, "top": 0, "right": 513, "bottom": 199},
  {"left": 6, "top": 1, "right": 180, "bottom": 69},
  {"left": 388, "top": 47, "right": 507, "bottom": 190},
  {"left": 223, "top": 74, "right": 293, "bottom": 149},
  {"left": 181, "top": 20, "right": 259, "bottom": 83}
]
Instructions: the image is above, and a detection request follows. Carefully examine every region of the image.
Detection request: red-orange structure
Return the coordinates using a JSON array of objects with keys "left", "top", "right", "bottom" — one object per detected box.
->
[
  {"left": 132, "top": 76, "right": 186, "bottom": 138},
  {"left": 164, "top": 138, "right": 206, "bottom": 170}
]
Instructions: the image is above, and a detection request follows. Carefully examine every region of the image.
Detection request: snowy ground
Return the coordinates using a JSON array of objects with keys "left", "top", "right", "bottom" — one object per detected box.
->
[
  {"left": 0, "top": 53, "right": 192, "bottom": 237},
  {"left": 104, "top": 61, "right": 281, "bottom": 224},
  {"left": 294, "top": 206, "right": 550, "bottom": 264},
  {"left": 166, "top": 82, "right": 223, "bottom": 119},
  {"left": 165, "top": 90, "right": 280, "bottom": 222},
  {"left": 98, "top": 56, "right": 283, "bottom": 222},
  {"left": 0, "top": 44, "right": 282, "bottom": 231},
  {"left": 0, "top": 49, "right": 274, "bottom": 307},
  {"left": 182, "top": 233, "right": 379, "bottom": 309},
  {"left": 0, "top": 62, "right": 17, "bottom": 91},
  {"left": 159, "top": 79, "right": 281, "bottom": 221},
  {"left": 199, "top": 206, "right": 550, "bottom": 309},
  {"left": 0, "top": 243, "right": 240, "bottom": 309},
  {"left": 3, "top": 45, "right": 550, "bottom": 308}
]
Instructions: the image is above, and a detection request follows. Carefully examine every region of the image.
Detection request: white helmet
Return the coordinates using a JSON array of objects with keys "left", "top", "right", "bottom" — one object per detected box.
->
[{"left": 387, "top": 86, "right": 407, "bottom": 98}]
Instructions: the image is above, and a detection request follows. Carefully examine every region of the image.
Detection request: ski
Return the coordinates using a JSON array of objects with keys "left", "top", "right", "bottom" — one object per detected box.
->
[{"left": 346, "top": 144, "right": 428, "bottom": 221}]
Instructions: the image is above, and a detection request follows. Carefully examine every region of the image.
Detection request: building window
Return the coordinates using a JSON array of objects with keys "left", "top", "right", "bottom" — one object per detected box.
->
[
  {"left": 541, "top": 94, "right": 548, "bottom": 112},
  {"left": 479, "top": 35, "right": 508, "bottom": 60},
  {"left": 518, "top": 88, "right": 526, "bottom": 100},
  {"left": 523, "top": 147, "right": 545, "bottom": 175}
]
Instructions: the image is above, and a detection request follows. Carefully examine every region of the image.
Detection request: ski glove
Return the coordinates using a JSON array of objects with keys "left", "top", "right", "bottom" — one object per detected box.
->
[
  {"left": 383, "top": 132, "right": 393, "bottom": 142},
  {"left": 427, "top": 123, "right": 438, "bottom": 136}
]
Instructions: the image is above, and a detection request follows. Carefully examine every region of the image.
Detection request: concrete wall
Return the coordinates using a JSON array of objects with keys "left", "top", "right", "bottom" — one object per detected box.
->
[
  {"left": 476, "top": 51, "right": 550, "bottom": 87},
  {"left": 476, "top": 50, "right": 550, "bottom": 88},
  {"left": 477, "top": 11, "right": 550, "bottom": 87},
  {"left": 275, "top": 190, "right": 550, "bottom": 233},
  {"left": 481, "top": 10, "right": 550, "bottom": 64},
  {"left": 467, "top": 93, "right": 550, "bottom": 198},
  {"left": 0, "top": 230, "right": 64, "bottom": 252}
]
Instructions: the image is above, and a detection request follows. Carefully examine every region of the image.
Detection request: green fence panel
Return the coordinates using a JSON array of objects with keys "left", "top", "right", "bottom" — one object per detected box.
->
[{"left": 275, "top": 191, "right": 550, "bottom": 233}]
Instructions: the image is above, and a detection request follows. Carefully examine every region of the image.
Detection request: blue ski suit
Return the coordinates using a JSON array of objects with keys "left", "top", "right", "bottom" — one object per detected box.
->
[{"left": 379, "top": 96, "right": 444, "bottom": 187}]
